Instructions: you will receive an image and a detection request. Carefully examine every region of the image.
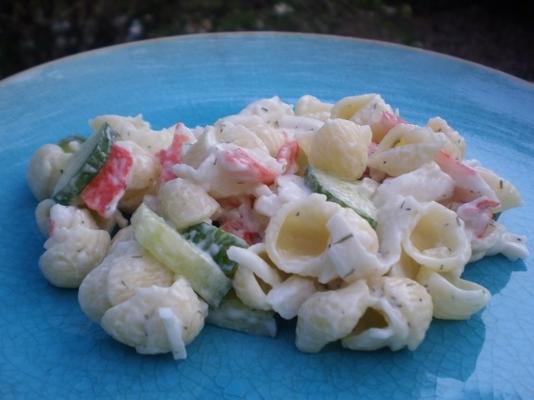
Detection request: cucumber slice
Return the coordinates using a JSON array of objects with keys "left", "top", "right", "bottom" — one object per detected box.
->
[
  {"left": 52, "top": 124, "right": 115, "bottom": 205},
  {"left": 182, "top": 223, "right": 247, "bottom": 278},
  {"left": 57, "top": 135, "right": 86, "bottom": 152},
  {"left": 305, "top": 166, "right": 377, "bottom": 228},
  {"left": 131, "top": 204, "right": 232, "bottom": 307},
  {"left": 207, "top": 294, "right": 277, "bottom": 337}
]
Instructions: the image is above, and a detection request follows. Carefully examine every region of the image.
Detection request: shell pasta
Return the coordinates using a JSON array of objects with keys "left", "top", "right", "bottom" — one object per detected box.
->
[{"left": 27, "top": 94, "right": 528, "bottom": 359}]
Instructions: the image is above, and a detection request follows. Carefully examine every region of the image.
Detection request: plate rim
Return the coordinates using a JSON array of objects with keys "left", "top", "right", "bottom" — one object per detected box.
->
[{"left": 1, "top": 31, "right": 533, "bottom": 89}]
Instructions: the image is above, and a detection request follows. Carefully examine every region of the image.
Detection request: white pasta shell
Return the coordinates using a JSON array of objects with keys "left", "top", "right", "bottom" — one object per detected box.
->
[
  {"left": 35, "top": 199, "right": 56, "bottom": 237},
  {"left": 294, "top": 131, "right": 314, "bottom": 158},
  {"left": 182, "top": 128, "right": 218, "bottom": 168},
  {"left": 119, "top": 185, "right": 158, "bottom": 214},
  {"left": 218, "top": 114, "right": 288, "bottom": 156},
  {"left": 27, "top": 144, "right": 72, "bottom": 200},
  {"left": 229, "top": 244, "right": 282, "bottom": 311},
  {"left": 374, "top": 195, "right": 423, "bottom": 270},
  {"left": 116, "top": 140, "right": 160, "bottom": 191},
  {"left": 296, "top": 280, "right": 369, "bottom": 352},
  {"left": 239, "top": 96, "right": 294, "bottom": 122},
  {"left": 387, "top": 250, "right": 421, "bottom": 280},
  {"left": 49, "top": 203, "right": 100, "bottom": 231},
  {"left": 116, "top": 139, "right": 160, "bottom": 211},
  {"left": 331, "top": 94, "right": 394, "bottom": 143},
  {"left": 341, "top": 276, "right": 431, "bottom": 351},
  {"left": 416, "top": 267, "right": 491, "bottom": 320},
  {"left": 101, "top": 279, "right": 207, "bottom": 358},
  {"left": 402, "top": 201, "right": 471, "bottom": 272},
  {"left": 368, "top": 124, "right": 445, "bottom": 176},
  {"left": 470, "top": 222, "right": 529, "bottom": 262},
  {"left": 251, "top": 124, "right": 287, "bottom": 156},
  {"left": 381, "top": 277, "right": 433, "bottom": 350},
  {"left": 326, "top": 208, "right": 384, "bottom": 282},
  {"left": 110, "top": 226, "right": 136, "bottom": 250},
  {"left": 78, "top": 257, "right": 114, "bottom": 322},
  {"left": 341, "top": 301, "right": 408, "bottom": 351},
  {"left": 473, "top": 165, "right": 522, "bottom": 212},
  {"left": 79, "top": 239, "right": 146, "bottom": 322},
  {"left": 426, "top": 117, "right": 465, "bottom": 160},
  {"left": 215, "top": 122, "right": 270, "bottom": 155},
  {"left": 308, "top": 119, "right": 371, "bottom": 181},
  {"left": 106, "top": 252, "right": 174, "bottom": 306},
  {"left": 295, "top": 95, "right": 333, "bottom": 121},
  {"left": 265, "top": 194, "right": 340, "bottom": 278},
  {"left": 372, "top": 162, "right": 455, "bottom": 208},
  {"left": 158, "top": 178, "right": 220, "bottom": 230},
  {"left": 267, "top": 275, "right": 317, "bottom": 320},
  {"left": 91, "top": 114, "right": 175, "bottom": 154},
  {"left": 39, "top": 227, "right": 110, "bottom": 288},
  {"left": 331, "top": 94, "right": 380, "bottom": 119}
]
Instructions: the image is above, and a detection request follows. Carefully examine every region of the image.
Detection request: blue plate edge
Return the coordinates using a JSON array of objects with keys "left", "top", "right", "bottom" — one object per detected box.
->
[{"left": 1, "top": 31, "right": 533, "bottom": 90}]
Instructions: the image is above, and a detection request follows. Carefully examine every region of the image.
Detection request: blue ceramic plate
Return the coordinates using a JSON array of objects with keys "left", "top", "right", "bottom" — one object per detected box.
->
[{"left": 0, "top": 33, "right": 532, "bottom": 400}]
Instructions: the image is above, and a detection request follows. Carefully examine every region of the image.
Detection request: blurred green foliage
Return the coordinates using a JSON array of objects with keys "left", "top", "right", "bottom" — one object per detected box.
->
[{"left": 1, "top": 0, "right": 532, "bottom": 79}]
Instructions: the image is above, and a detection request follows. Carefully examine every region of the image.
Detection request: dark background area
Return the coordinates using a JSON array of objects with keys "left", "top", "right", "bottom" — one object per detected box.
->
[{"left": 1, "top": 0, "right": 533, "bottom": 81}]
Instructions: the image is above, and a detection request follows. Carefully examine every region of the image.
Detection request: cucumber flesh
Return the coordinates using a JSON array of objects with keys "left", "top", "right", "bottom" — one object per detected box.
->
[
  {"left": 305, "top": 166, "right": 377, "bottom": 228},
  {"left": 182, "top": 223, "right": 247, "bottom": 278},
  {"left": 52, "top": 124, "right": 115, "bottom": 205},
  {"left": 207, "top": 294, "right": 277, "bottom": 337},
  {"left": 131, "top": 204, "right": 232, "bottom": 307}
]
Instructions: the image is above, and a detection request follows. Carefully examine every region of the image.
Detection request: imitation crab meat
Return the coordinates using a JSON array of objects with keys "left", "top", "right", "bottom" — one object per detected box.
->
[
  {"left": 457, "top": 196, "right": 500, "bottom": 238},
  {"left": 435, "top": 150, "right": 498, "bottom": 203},
  {"left": 81, "top": 144, "right": 133, "bottom": 218},
  {"left": 156, "top": 124, "right": 193, "bottom": 182},
  {"left": 217, "top": 196, "right": 265, "bottom": 245},
  {"left": 276, "top": 140, "right": 299, "bottom": 174},
  {"left": 219, "top": 147, "right": 278, "bottom": 185}
]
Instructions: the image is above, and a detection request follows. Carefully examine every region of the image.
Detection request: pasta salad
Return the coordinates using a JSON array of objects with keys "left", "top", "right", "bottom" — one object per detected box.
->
[{"left": 27, "top": 94, "right": 528, "bottom": 358}]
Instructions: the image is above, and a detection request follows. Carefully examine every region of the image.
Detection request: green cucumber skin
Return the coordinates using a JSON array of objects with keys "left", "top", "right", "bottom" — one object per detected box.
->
[
  {"left": 132, "top": 205, "right": 232, "bottom": 307},
  {"left": 207, "top": 296, "right": 277, "bottom": 337},
  {"left": 183, "top": 223, "right": 247, "bottom": 278},
  {"left": 304, "top": 167, "right": 378, "bottom": 229},
  {"left": 52, "top": 124, "right": 115, "bottom": 205}
]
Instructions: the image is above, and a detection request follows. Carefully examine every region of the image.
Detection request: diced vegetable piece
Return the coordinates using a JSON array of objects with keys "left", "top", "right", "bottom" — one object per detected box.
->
[
  {"left": 304, "top": 166, "right": 377, "bottom": 228},
  {"left": 80, "top": 144, "right": 133, "bottom": 218},
  {"left": 57, "top": 135, "right": 86, "bottom": 152},
  {"left": 131, "top": 204, "right": 231, "bottom": 306},
  {"left": 207, "top": 295, "right": 277, "bottom": 337},
  {"left": 182, "top": 222, "right": 247, "bottom": 277},
  {"left": 52, "top": 123, "right": 115, "bottom": 204}
]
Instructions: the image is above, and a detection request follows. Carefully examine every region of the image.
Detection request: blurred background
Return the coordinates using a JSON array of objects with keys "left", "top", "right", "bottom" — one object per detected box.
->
[{"left": 1, "top": 0, "right": 533, "bottom": 80}]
